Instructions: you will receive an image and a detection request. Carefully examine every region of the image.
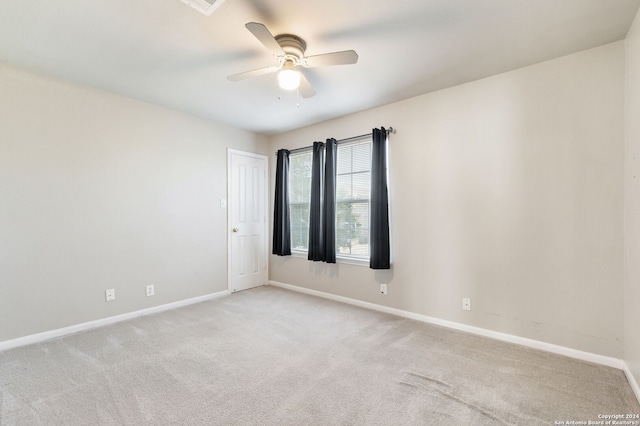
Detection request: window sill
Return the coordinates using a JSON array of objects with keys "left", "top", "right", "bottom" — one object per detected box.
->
[
  {"left": 336, "top": 255, "right": 369, "bottom": 267},
  {"left": 289, "top": 250, "right": 369, "bottom": 267},
  {"left": 290, "top": 250, "right": 308, "bottom": 260}
]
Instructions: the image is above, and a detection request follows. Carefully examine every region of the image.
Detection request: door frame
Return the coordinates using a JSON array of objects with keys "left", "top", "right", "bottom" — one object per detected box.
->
[{"left": 227, "top": 149, "right": 269, "bottom": 294}]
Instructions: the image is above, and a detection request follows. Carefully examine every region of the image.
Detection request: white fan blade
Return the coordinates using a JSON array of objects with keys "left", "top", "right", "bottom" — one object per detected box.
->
[
  {"left": 245, "top": 22, "right": 284, "bottom": 56},
  {"left": 227, "top": 66, "right": 279, "bottom": 81},
  {"left": 298, "top": 72, "right": 316, "bottom": 98},
  {"left": 304, "top": 50, "right": 358, "bottom": 68}
]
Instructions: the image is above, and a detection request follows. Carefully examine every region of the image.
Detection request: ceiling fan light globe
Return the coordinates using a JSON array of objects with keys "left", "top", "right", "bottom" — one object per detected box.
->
[{"left": 278, "top": 69, "right": 301, "bottom": 91}]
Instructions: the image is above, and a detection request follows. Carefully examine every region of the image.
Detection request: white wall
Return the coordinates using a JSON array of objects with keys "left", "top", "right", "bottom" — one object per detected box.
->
[
  {"left": 269, "top": 42, "right": 625, "bottom": 358},
  {"left": 0, "top": 63, "right": 268, "bottom": 342},
  {"left": 625, "top": 7, "right": 640, "bottom": 394}
]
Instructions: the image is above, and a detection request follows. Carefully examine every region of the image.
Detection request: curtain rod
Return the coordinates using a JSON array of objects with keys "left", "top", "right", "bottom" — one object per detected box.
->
[{"left": 277, "top": 127, "right": 395, "bottom": 156}]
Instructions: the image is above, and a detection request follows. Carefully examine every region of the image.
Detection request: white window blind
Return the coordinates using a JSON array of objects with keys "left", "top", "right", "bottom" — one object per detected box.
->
[
  {"left": 287, "top": 136, "right": 373, "bottom": 260},
  {"left": 288, "top": 151, "right": 313, "bottom": 251},
  {"left": 336, "top": 138, "right": 372, "bottom": 258}
]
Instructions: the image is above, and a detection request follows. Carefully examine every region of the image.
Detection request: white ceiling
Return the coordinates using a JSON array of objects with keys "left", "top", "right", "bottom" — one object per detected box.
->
[{"left": 1, "top": 0, "right": 638, "bottom": 135}]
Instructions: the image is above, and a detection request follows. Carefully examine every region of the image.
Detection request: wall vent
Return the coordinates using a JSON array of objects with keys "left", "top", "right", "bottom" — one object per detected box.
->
[{"left": 177, "top": 0, "right": 226, "bottom": 16}]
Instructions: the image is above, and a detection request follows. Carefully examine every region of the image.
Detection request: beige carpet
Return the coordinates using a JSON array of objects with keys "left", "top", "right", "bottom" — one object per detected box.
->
[{"left": 1, "top": 285, "right": 638, "bottom": 425}]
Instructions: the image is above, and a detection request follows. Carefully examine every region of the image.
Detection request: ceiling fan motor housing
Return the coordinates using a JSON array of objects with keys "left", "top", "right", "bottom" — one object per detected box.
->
[{"left": 275, "top": 34, "right": 307, "bottom": 64}]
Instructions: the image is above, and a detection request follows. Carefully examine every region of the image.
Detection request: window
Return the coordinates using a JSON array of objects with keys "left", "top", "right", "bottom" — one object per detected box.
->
[
  {"left": 288, "top": 137, "right": 372, "bottom": 260},
  {"left": 289, "top": 151, "right": 313, "bottom": 251},
  {"left": 336, "top": 139, "right": 371, "bottom": 258}
]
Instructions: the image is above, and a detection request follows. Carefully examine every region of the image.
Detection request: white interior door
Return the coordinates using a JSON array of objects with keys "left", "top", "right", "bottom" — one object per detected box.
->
[{"left": 228, "top": 150, "right": 268, "bottom": 293}]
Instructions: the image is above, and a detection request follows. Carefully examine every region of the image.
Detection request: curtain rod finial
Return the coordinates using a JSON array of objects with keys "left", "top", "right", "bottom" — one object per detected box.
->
[{"left": 387, "top": 127, "right": 396, "bottom": 135}]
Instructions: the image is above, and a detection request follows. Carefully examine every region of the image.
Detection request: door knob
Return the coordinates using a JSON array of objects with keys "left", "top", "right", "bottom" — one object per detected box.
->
[{"left": 232, "top": 227, "right": 239, "bottom": 233}]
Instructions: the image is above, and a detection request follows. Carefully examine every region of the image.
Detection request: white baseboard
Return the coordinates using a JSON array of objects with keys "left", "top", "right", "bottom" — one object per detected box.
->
[
  {"left": 623, "top": 362, "right": 640, "bottom": 405},
  {"left": 0, "top": 290, "right": 229, "bottom": 353},
  {"left": 268, "top": 281, "right": 624, "bottom": 370}
]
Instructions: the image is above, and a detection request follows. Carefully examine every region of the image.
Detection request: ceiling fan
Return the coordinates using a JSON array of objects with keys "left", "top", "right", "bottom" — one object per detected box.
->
[{"left": 227, "top": 22, "right": 359, "bottom": 98}]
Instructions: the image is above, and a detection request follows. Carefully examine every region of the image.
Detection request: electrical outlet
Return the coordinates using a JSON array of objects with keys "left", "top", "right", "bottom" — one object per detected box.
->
[
  {"left": 462, "top": 297, "right": 471, "bottom": 311},
  {"left": 105, "top": 289, "right": 115, "bottom": 302},
  {"left": 380, "top": 284, "right": 387, "bottom": 295},
  {"left": 146, "top": 285, "right": 155, "bottom": 297}
]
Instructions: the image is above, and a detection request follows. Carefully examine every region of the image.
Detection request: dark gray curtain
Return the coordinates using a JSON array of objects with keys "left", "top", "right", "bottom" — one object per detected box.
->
[
  {"left": 370, "top": 128, "right": 391, "bottom": 269},
  {"left": 322, "top": 138, "right": 337, "bottom": 263},
  {"left": 307, "top": 142, "right": 325, "bottom": 261},
  {"left": 272, "top": 149, "right": 291, "bottom": 256}
]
